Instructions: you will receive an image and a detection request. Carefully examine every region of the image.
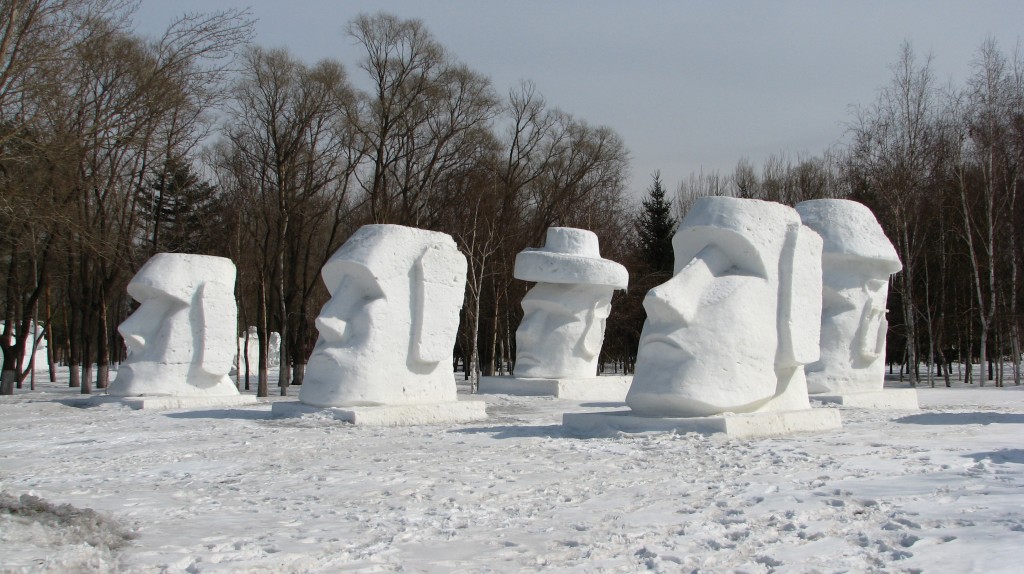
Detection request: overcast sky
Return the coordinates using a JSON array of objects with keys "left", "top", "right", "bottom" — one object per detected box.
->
[{"left": 136, "top": 1, "right": 1023, "bottom": 198}]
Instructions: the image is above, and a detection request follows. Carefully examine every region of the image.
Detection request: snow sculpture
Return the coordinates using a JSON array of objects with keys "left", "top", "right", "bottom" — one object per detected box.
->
[
  {"left": 234, "top": 328, "right": 280, "bottom": 375},
  {"left": 513, "top": 227, "right": 628, "bottom": 379},
  {"left": 625, "top": 197, "right": 824, "bottom": 417},
  {"left": 796, "top": 199, "right": 903, "bottom": 396},
  {"left": 109, "top": 253, "right": 240, "bottom": 397},
  {"left": 0, "top": 321, "right": 48, "bottom": 370},
  {"left": 299, "top": 224, "right": 470, "bottom": 409}
]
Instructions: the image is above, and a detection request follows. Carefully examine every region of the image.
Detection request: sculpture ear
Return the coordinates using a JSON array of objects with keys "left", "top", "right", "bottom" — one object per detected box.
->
[
  {"left": 196, "top": 281, "right": 239, "bottom": 375},
  {"left": 778, "top": 224, "right": 823, "bottom": 367},
  {"left": 579, "top": 298, "right": 611, "bottom": 358},
  {"left": 413, "top": 243, "right": 468, "bottom": 364}
]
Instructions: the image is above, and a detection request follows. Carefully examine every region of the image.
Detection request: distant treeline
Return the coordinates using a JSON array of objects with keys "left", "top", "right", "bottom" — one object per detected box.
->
[
  {"left": 1, "top": 1, "right": 1018, "bottom": 395},
  {"left": 671, "top": 40, "right": 1024, "bottom": 388}
]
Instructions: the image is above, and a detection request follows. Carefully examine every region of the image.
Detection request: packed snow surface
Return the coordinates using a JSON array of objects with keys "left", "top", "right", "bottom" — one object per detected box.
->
[{"left": 2, "top": 371, "right": 1023, "bottom": 573}]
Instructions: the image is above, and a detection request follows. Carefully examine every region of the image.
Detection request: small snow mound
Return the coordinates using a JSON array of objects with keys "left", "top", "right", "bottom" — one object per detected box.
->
[{"left": 0, "top": 491, "right": 135, "bottom": 573}]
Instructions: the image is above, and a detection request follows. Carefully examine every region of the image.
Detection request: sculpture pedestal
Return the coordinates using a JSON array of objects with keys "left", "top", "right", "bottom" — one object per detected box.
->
[
  {"left": 812, "top": 388, "right": 919, "bottom": 410},
  {"left": 91, "top": 394, "right": 258, "bottom": 411},
  {"left": 562, "top": 408, "right": 842, "bottom": 439},
  {"left": 478, "top": 375, "right": 631, "bottom": 401},
  {"left": 271, "top": 400, "right": 487, "bottom": 426}
]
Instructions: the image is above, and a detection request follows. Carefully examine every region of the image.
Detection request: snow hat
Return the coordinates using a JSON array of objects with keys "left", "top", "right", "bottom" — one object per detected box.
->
[
  {"left": 796, "top": 199, "right": 902, "bottom": 274},
  {"left": 127, "top": 253, "right": 235, "bottom": 304},
  {"left": 513, "top": 227, "right": 628, "bottom": 289}
]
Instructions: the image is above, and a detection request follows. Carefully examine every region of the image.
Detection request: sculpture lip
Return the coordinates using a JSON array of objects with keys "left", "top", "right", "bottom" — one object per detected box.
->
[{"left": 515, "top": 353, "right": 540, "bottom": 366}]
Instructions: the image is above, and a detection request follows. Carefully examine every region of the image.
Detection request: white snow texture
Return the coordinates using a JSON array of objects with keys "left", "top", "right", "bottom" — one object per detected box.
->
[
  {"left": 108, "top": 253, "right": 240, "bottom": 398},
  {"left": 2, "top": 375, "right": 1022, "bottom": 572},
  {"left": 627, "top": 197, "right": 823, "bottom": 417},
  {"left": 513, "top": 227, "right": 627, "bottom": 379},
  {"left": 797, "top": 199, "right": 903, "bottom": 395},
  {"left": 300, "top": 224, "right": 468, "bottom": 408}
]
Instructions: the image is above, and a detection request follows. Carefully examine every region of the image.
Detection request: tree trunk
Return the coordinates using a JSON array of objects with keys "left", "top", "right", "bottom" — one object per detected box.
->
[
  {"left": 899, "top": 227, "right": 918, "bottom": 387},
  {"left": 0, "top": 368, "right": 14, "bottom": 395},
  {"left": 277, "top": 192, "right": 291, "bottom": 396},
  {"left": 469, "top": 293, "right": 482, "bottom": 393},
  {"left": 1013, "top": 322, "right": 1022, "bottom": 386},
  {"left": 69, "top": 302, "right": 81, "bottom": 388},
  {"left": 243, "top": 329, "right": 251, "bottom": 391},
  {"left": 937, "top": 347, "right": 951, "bottom": 387},
  {"left": 96, "top": 299, "right": 109, "bottom": 390},
  {"left": 81, "top": 360, "right": 92, "bottom": 395},
  {"left": 486, "top": 294, "right": 499, "bottom": 377},
  {"left": 256, "top": 284, "right": 269, "bottom": 398},
  {"left": 979, "top": 331, "right": 988, "bottom": 388},
  {"left": 46, "top": 284, "right": 56, "bottom": 383},
  {"left": 0, "top": 322, "right": 15, "bottom": 394}
]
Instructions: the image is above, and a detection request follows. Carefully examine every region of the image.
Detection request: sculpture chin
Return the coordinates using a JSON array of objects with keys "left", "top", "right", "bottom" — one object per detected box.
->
[
  {"left": 301, "top": 348, "right": 377, "bottom": 407},
  {"left": 110, "top": 362, "right": 237, "bottom": 397},
  {"left": 514, "top": 354, "right": 596, "bottom": 379},
  {"left": 625, "top": 394, "right": 734, "bottom": 418},
  {"left": 627, "top": 351, "right": 776, "bottom": 417}
]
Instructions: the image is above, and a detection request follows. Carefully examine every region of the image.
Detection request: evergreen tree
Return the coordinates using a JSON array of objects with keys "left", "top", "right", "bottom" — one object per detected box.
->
[
  {"left": 138, "top": 158, "right": 221, "bottom": 255},
  {"left": 634, "top": 171, "right": 677, "bottom": 275}
]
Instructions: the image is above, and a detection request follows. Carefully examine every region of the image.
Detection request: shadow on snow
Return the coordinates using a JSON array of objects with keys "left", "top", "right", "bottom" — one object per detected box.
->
[
  {"left": 963, "top": 449, "right": 1024, "bottom": 465},
  {"left": 163, "top": 408, "right": 272, "bottom": 420},
  {"left": 449, "top": 424, "right": 567, "bottom": 439},
  {"left": 895, "top": 412, "right": 1024, "bottom": 425}
]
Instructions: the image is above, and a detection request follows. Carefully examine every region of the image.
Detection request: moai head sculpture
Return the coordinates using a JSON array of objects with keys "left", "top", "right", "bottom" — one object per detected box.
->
[
  {"left": 626, "top": 197, "right": 823, "bottom": 417},
  {"left": 513, "top": 227, "right": 628, "bottom": 379},
  {"left": 300, "top": 225, "right": 467, "bottom": 408},
  {"left": 796, "top": 199, "right": 902, "bottom": 394},
  {"left": 110, "top": 253, "right": 239, "bottom": 397}
]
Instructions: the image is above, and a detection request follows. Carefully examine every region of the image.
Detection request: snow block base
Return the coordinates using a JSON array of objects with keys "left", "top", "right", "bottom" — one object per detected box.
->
[
  {"left": 813, "top": 389, "right": 919, "bottom": 410},
  {"left": 271, "top": 400, "right": 488, "bottom": 426},
  {"left": 478, "top": 375, "right": 631, "bottom": 401},
  {"left": 91, "top": 394, "right": 258, "bottom": 411},
  {"left": 562, "top": 408, "right": 843, "bottom": 439}
]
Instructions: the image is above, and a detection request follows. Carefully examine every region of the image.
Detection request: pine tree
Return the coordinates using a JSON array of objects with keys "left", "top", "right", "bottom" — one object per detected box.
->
[
  {"left": 138, "top": 158, "right": 221, "bottom": 255},
  {"left": 635, "top": 171, "right": 677, "bottom": 275}
]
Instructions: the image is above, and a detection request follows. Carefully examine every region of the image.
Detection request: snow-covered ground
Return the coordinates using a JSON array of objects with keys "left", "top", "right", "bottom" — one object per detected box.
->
[{"left": 2, "top": 370, "right": 1023, "bottom": 573}]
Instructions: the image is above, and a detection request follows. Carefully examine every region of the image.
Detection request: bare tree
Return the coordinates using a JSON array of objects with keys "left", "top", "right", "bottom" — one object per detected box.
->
[
  {"left": 847, "top": 42, "right": 944, "bottom": 386},
  {"left": 221, "top": 46, "right": 360, "bottom": 396},
  {"left": 948, "top": 38, "right": 1024, "bottom": 386},
  {"left": 347, "top": 12, "right": 499, "bottom": 226}
]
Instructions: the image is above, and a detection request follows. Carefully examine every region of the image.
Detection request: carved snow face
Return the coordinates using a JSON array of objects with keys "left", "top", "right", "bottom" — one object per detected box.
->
[
  {"left": 304, "top": 260, "right": 397, "bottom": 406},
  {"left": 805, "top": 258, "right": 891, "bottom": 392},
  {"left": 514, "top": 283, "right": 613, "bottom": 379},
  {"left": 629, "top": 239, "right": 778, "bottom": 417},
  {"left": 111, "top": 253, "right": 238, "bottom": 397},
  {"left": 821, "top": 264, "right": 888, "bottom": 360},
  {"left": 300, "top": 225, "right": 467, "bottom": 408},
  {"left": 795, "top": 199, "right": 901, "bottom": 394},
  {"left": 626, "top": 197, "right": 822, "bottom": 417},
  {"left": 118, "top": 285, "right": 191, "bottom": 365}
]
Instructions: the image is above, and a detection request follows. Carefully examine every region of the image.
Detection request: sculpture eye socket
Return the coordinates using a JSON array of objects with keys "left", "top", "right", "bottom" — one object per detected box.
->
[
  {"left": 650, "top": 243, "right": 762, "bottom": 322},
  {"left": 326, "top": 264, "right": 384, "bottom": 300},
  {"left": 822, "top": 286, "right": 858, "bottom": 313},
  {"left": 120, "top": 296, "right": 182, "bottom": 345},
  {"left": 696, "top": 272, "right": 759, "bottom": 309},
  {"left": 521, "top": 298, "right": 574, "bottom": 319},
  {"left": 865, "top": 279, "right": 888, "bottom": 307}
]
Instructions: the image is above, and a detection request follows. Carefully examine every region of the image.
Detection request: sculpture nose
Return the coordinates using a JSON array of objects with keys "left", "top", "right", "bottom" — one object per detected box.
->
[
  {"left": 118, "top": 314, "right": 147, "bottom": 352},
  {"left": 644, "top": 244, "right": 730, "bottom": 326},
  {"left": 644, "top": 272, "right": 700, "bottom": 325},
  {"left": 316, "top": 316, "right": 348, "bottom": 342},
  {"left": 644, "top": 285, "right": 691, "bottom": 325}
]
